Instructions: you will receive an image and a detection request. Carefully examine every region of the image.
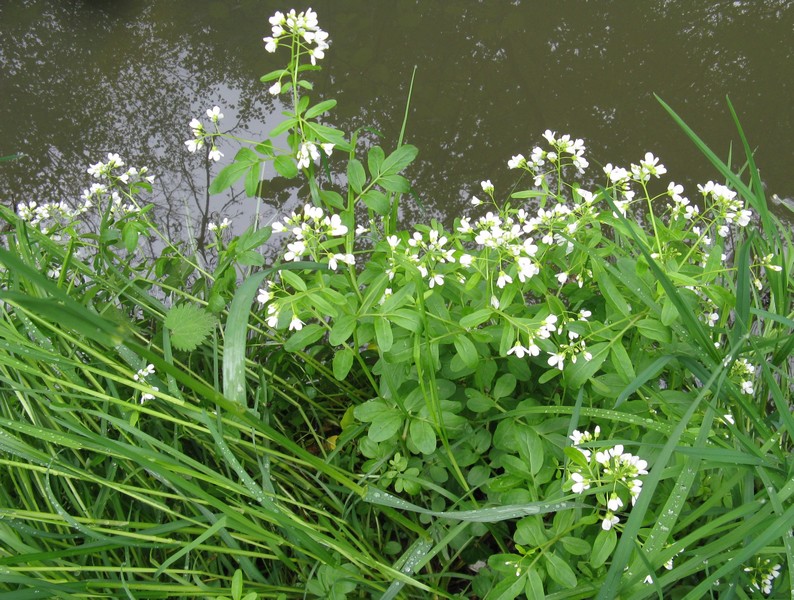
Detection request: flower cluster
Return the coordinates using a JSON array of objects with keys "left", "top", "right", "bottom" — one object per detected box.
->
[
  {"left": 566, "top": 427, "right": 649, "bottom": 531},
  {"left": 133, "top": 364, "right": 158, "bottom": 403},
  {"left": 17, "top": 200, "right": 92, "bottom": 234},
  {"left": 743, "top": 557, "right": 782, "bottom": 596},
  {"left": 297, "top": 141, "right": 334, "bottom": 170},
  {"left": 208, "top": 217, "right": 231, "bottom": 233},
  {"left": 697, "top": 181, "right": 752, "bottom": 237},
  {"left": 506, "top": 314, "right": 559, "bottom": 359},
  {"left": 508, "top": 130, "right": 588, "bottom": 186},
  {"left": 264, "top": 8, "right": 329, "bottom": 66},
  {"left": 87, "top": 153, "right": 154, "bottom": 187},
  {"left": 728, "top": 357, "right": 757, "bottom": 396},
  {"left": 18, "top": 154, "right": 153, "bottom": 235},
  {"left": 256, "top": 205, "right": 354, "bottom": 332},
  {"left": 271, "top": 203, "right": 351, "bottom": 265},
  {"left": 185, "top": 107, "right": 224, "bottom": 162}
]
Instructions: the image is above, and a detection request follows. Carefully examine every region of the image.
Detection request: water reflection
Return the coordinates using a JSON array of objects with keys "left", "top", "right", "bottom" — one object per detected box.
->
[{"left": 1, "top": 0, "right": 791, "bottom": 251}]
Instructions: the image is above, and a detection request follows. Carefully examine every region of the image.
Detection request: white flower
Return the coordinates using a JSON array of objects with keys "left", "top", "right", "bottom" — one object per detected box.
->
[
  {"left": 208, "top": 146, "right": 223, "bottom": 162},
  {"left": 134, "top": 364, "right": 155, "bottom": 381},
  {"left": 265, "top": 303, "right": 280, "bottom": 328},
  {"left": 257, "top": 287, "right": 271, "bottom": 304},
  {"left": 547, "top": 352, "right": 565, "bottom": 370},
  {"left": 480, "top": 180, "right": 494, "bottom": 194},
  {"left": 297, "top": 142, "right": 321, "bottom": 169},
  {"left": 320, "top": 143, "right": 334, "bottom": 156},
  {"left": 507, "top": 154, "right": 526, "bottom": 169},
  {"left": 268, "top": 80, "right": 282, "bottom": 95},
  {"left": 490, "top": 295, "right": 500, "bottom": 310},
  {"left": 185, "top": 138, "right": 203, "bottom": 153},
  {"left": 206, "top": 106, "right": 224, "bottom": 122},
  {"left": 556, "top": 272, "right": 568, "bottom": 285},
  {"left": 630, "top": 479, "right": 643, "bottom": 503},
  {"left": 284, "top": 240, "right": 306, "bottom": 261},
  {"left": 428, "top": 272, "right": 444, "bottom": 288},
  {"left": 325, "top": 213, "right": 348, "bottom": 236},
  {"left": 570, "top": 472, "right": 590, "bottom": 494},
  {"left": 289, "top": 315, "right": 304, "bottom": 331},
  {"left": 507, "top": 342, "right": 531, "bottom": 359},
  {"left": 264, "top": 36, "right": 278, "bottom": 53},
  {"left": 470, "top": 196, "right": 482, "bottom": 206},
  {"left": 328, "top": 253, "right": 355, "bottom": 270},
  {"left": 459, "top": 253, "right": 474, "bottom": 267},
  {"left": 607, "top": 494, "right": 624, "bottom": 512},
  {"left": 140, "top": 386, "right": 158, "bottom": 403},
  {"left": 496, "top": 271, "right": 512, "bottom": 289},
  {"left": 602, "top": 512, "right": 620, "bottom": 531}
]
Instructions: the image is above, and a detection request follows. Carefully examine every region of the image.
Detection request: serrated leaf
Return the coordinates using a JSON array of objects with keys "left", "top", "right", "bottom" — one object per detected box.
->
[{"left": 165, "top": 304, "right": 217, "bottom": 352}]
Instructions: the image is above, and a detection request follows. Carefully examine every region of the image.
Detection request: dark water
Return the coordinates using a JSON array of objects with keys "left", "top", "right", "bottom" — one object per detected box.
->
[{"left": 2, "top": 0, "right": 793, "bottom": 251}]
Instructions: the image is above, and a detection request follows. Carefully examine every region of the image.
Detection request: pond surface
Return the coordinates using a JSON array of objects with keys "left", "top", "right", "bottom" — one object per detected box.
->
[{"left": 2, "top": 0, "right": 793, "bottom": 253}]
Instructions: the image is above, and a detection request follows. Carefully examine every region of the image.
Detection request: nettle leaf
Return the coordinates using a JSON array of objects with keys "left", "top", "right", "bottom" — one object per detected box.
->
[{"left": 165, "top": 304, "right": 217, "bottom": 352}]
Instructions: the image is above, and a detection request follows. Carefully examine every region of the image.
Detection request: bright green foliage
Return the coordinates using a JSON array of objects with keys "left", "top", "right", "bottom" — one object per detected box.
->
[
  {"left": 165, "top": 303, "right": 218, "bottom": 351},
  {"left": 0, "top": 7, "right": 791, "bottom": 600}
]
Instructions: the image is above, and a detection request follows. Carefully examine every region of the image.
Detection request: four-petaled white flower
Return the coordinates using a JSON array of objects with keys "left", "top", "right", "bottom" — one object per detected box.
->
[
  {"left": 289, "top": 315, "right": 304, "bottom": 331},
  {"left": 208, "top": 146, "right": 223, "bottom": 162},
  {"left": 570, "top": 472, "right": 590, "bottom": 494},
  {"left": 602, "top": 512, "right": 620, "bottom": 531},
  {"left": 206, "top": 106, "right": 224, "bottom": 122}
]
